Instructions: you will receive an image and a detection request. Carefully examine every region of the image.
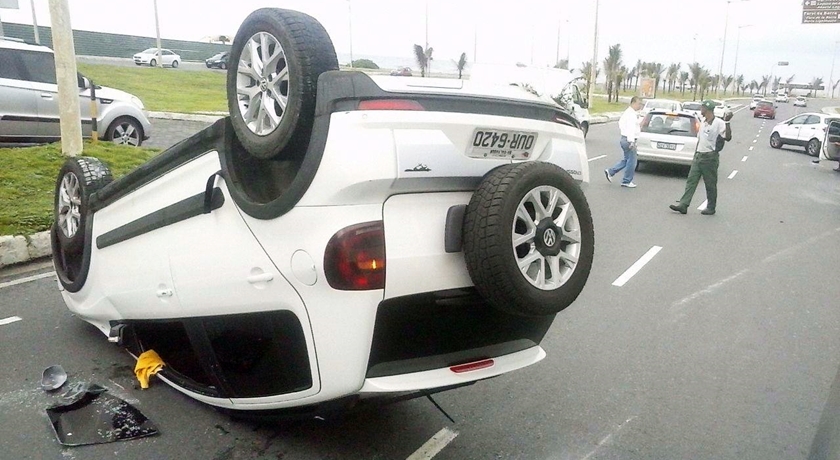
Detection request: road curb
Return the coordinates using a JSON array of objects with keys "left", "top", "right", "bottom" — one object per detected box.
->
[
  {"left": 0, "top": 231, "right": 52, "bottom": 269},
  {"left": 590, "top": 112, "right": 623, "bottom": 124},
  {"left": 147, "top": 111, "right": 225, "bottom": 123}
]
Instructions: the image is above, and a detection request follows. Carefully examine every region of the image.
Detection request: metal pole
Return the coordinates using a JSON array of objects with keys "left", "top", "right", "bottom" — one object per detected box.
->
[
  {"left": 48, "top": 0, "right": 82, "bottom": 156},
  {"left": 473, "top": 24, "right": 477, "bottom": 63},
  {"left": 587, "top": 0, "right": 600, "bottom": 105},
  {"left": 717, "top": 1, "right": 731, "bottom": 96},
  {"left": 153, "top": 0, "right": 162, "bottom": 67},
  {"left": 424, "top": 0, "right": 428, "bottom": 76},
  {"left": 732, "top": 25, "right": 751, "bottom": 80},
  {"left": 555, "top": 17, "right": 560, "bottom": 66},
  {"left": 347, "top": 0, "right": 353, "bottom": 68},
  {"left": 692, "top": 34, "right": 697, "bottom": 63},
  {"left": 829, "top": 41, "right": 839, "bottom": 99},
  {"left": 566, "top": 19, "right": 570, "bottom": 65},
  {"left": 30, "top": 0, "right": 39, "bottom": 44}
]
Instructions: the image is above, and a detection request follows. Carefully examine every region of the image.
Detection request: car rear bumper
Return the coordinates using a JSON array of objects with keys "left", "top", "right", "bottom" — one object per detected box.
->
[{"left": 636, "top": 149, "right": 694, "bottom": 166}]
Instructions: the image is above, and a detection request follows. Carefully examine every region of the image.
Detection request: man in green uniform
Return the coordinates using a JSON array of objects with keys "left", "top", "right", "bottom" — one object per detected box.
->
[{"left": 669, "top": 100, "right": 733, "bottom": 215}]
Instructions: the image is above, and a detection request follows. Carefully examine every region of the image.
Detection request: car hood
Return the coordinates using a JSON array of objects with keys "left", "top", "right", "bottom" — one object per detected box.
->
[{"left": 82, "top": 85, "right": 141, "bottom": 103}]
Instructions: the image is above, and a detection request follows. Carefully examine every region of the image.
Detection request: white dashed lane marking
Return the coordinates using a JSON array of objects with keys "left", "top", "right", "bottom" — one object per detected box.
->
[
  {"left": 728, "top": 170, "right": 739, "bottom": 179},
  {"left": 407, "top": 427, "right": 459, "bottom": 460},
  {"left": 749, "top": 146, "right": 754, "bottom": 151},
  {"left": 588, "top": 155, "right": 608, "bottom": 162},
  {"left": 0, "top": 272, "right": 55, "bottom": 290},
  {"left": 0, "top": 316, "right": 22, "bottom": 326},
  {"left": 742, "top": 156, "right": 748, "bottom": 162},
  {"left": 612, "top": 246, "right": 663, "bottom": 287}
]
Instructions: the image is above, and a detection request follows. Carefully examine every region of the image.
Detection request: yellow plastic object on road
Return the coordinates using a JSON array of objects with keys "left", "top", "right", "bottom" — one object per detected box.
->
[{"left": 134, "top": 350, "right": 165, "bottom": 389}]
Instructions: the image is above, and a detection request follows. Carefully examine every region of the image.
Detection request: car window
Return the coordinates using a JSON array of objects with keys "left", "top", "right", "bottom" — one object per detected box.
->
[
  {"left": 18, "top": 50, "right": 57, "bottom": 85},
  {"left": 646, "top": 101, "right": 676, "bottom": 110},
  {"left": 0, "top": 49, "right": 25, "bottom": 80},
  {"left": 142, "top": 48, "right": 157, "bottom": 54},
  {"left": 757, "top": 101, "right": 772, "bottom": 107},
  {"left": 683, "top": 103, "right": 701, "bottom": 110},
  {"left": 641, "top": 113, "right": 697, "bottom": 137},
  {"left": 804, "top": 116, "right": 820, "bottom": 125},
  {"left": 789, "top": 115, "right": 808, "bottom": 125}
]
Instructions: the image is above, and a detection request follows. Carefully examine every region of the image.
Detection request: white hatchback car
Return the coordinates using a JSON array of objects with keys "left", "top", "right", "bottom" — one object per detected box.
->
[
  {"left": 133, "top": 48, "right": 181, "bottom": 68},
  {"left": 775, "top": 92, "right": 789, "bottom": 103},
  {"left": 770, "top": 112, "right": 840, "bottom": 156},
  {"left": 793, "top": 96, "right": 807, "bottom": 107},
  {"left": 52, "top": 8, "right": 594, "bottom": 415},
  {"left": 635, "top": 110, "right": 700, "bottom": 168}
]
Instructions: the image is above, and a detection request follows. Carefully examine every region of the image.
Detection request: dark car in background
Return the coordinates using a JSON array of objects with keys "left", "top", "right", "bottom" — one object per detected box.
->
[
  {"left": 389, "top": 66, "right": 413, "bottom": 76},
  {"left": 754, "top": 100, "right": 776, "bottom": 119},
  {"left": 205, "top": 51, "right": 229, "bottom": 69}
]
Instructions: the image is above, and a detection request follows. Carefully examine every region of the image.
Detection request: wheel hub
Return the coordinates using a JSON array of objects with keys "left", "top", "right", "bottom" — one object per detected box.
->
[{"left": 534, "top": 218, "right": 563, "bottom": 257}]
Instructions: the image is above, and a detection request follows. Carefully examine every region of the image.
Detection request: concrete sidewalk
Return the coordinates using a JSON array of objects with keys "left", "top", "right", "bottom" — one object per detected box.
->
[{"left": 0, "top": 110, "right": 625, "bottom": 268}]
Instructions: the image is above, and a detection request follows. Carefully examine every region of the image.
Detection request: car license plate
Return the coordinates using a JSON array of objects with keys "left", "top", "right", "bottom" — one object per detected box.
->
[
  {"left": 468, "top": 128, "right": 537, "bottom": 160},
  {"left": 656, "top": 142, "right": 677, "bottom": 150}
]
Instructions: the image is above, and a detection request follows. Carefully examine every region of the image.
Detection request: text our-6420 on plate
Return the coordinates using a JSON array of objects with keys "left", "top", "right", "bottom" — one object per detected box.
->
[{"left": 469, "top": 128, "right": 537, "bottom": 159}]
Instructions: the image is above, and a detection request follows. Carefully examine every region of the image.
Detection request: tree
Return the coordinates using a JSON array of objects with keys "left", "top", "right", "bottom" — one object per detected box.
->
[
  {"left": 554, "top": 59, "right": 569, "bottom": 70},
  {"left": 455, "top": 52, "right": 467, "bottom": 79},
  {"left": 580, "top": 60, "right": 599, "bottom": 96},
  {"left": 698, "top": 70, "right": 712, "bottom": 100},
  {"left": 689, "top": 62, "right": 704, "bottom": 101},
  {"left": 785, "top": 74, "right": 796, "bottom": 93},
  {"left": 413, "top": 44, "right": 428, "bottom": 77},
  {"left": 603, "top": 44, "right": 622, "bottom": 103},
  {"left": 749, "top": 80, "right": 758, "bottom": 93},
  {"left": 644, "top": 62, "right": 664, "bottom": 98},
  {"left": 634, "top": 59, "right": 643, "bottom": 91},
  {"left": 833, "top": 79, "right": 840, "bottom": 98},
  {"left": 811, "top": 76, "right": 824, "bottom": 96},
  {"left": 679, "top": 71, "right": 689, "bottom": 95},
  {"left": 351, "top": 59, "right": 379, "bottom": 69},
  {"left": 759, "top": 75, "right": 771, "bottom": 96},
  {"left": 723, "top": 75, "right": 734, "bottom": 95},
  {"left": 772, "top": 76, "right": 782, "bottom": 93},
  {"left": 666, "top": 63, "right": 680, "bottom": 93},
  {"left": 424, "top": 47, "right": 434, "bottom": 76},
  {"left": 615, "top": 65, "right": 627, "bottom": 101},
  {"left": 735, "top": 74, "right": 744, "bottom": 96}
]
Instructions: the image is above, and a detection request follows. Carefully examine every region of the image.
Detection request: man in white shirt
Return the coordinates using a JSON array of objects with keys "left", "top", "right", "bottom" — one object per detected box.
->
[
  {"left": 669, "top": 100, "right": 733, "bottom": 215},
  {"left": 605, "top": 96, "right": 643, "bottom": 188}
]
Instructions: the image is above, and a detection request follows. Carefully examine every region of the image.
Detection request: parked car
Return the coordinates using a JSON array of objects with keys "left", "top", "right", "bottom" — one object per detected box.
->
[
  {"left": 749, "top": 96, "right": 762, "bottom": 110},
  {"left": 133, "top": 48, "right": 181, "bottom": 68},
  {"left": 775, "top": 92, "right": 789, "bottom": 103},
  {"left": 205, "top": 51, "right": 229, "bottom": 69},
  {"left": 753, "top": 100, "right": 776, "bottom": 119},
  {"left": 681, "top": 101, "right": 702, "bottom": 118},
  {"left": 641, "top": 99, "right": 682, "bottom": 117},
  {"left": 51, "top": 8, "right": 594, "bottom": 415},
  {"left": 635, "top": 110, "right": 700, "bottom": 169},
  {"left": 793, "top": 96, "right": 807, "bottom": 107},
  {"left": 389, "top": 66, "right": 412, "bottom": 76},
  {"left": 770, "top": 112, "right": 840, "bottom": 156},
  {"left": 0, "top": 37, "right": 151, "bottom": 146}
]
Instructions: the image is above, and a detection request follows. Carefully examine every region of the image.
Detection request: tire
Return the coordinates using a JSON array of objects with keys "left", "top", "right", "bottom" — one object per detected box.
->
[
  {"left": 54, "top": 157, "right": 113, "bottom": 253},
  {"left": 227, "top": 8, "right": 339, "bottom": 160},
  {"left": 807, "top": 138, "right": 821, "bottom": 157},
  {"left": 580, "top": 122, "right": 589, "bottom": 138},
  {"left": 635, "top": 159, "right": 643, "bottom": 172},
  {"left": 462, "top": 162, "right": 594, "bottom": 317},
  {"left": 149, "top": 58, "right": 157, "bottom": 67},
  {"left": 135, "top": 62, "right": 141, "bottom": 66},
  {"left": 172, "top": 60, "right": 179, "bottom": 68},
  {"left": 106, "top": 116, "right": 144, "bottom": 147},
  {"left": 206, "top": 63, "right": 212, "bottom": 68},
  {"left": 220, "top": 62, "right": 227, "bottom": 70},
  {"left": 770, "top": 132, "right": 783, "bottom": 149}
]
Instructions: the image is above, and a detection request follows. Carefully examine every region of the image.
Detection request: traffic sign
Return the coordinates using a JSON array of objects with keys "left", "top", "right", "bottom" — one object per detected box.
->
[
  {"left": 803, "top": 0, "right": 840, "bottom": 10},
  {"left": 803, "top": 9, "right": 840, "bottom": 23}
]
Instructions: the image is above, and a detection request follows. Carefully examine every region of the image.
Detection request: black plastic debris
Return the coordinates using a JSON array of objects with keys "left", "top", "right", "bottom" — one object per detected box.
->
[{"left": 46, "top": 383, "right": 158, "bottom": 446}]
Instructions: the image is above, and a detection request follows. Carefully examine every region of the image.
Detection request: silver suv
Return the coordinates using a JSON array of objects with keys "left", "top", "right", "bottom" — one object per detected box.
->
[{"left": 0, "top": 38, "right": 152, "bottom": 146}]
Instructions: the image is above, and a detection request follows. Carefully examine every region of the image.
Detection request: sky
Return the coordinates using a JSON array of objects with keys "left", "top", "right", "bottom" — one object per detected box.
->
[{"left": 2, "top": 0, "right": 840, "bottom": 87}]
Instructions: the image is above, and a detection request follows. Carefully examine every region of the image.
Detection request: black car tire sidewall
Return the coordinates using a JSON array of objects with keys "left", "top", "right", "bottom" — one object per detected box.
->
[
  {"left": 54, "top": 157, "right": 113, "bottom": 253},
  {"left": 771, "top": 133, "right": 782, "bottom": 149},
  {"left": 226, "top": 8, "right": 338, "bottom": 160},
  {"left": 808, "top": 139, "right": 820, "bottom": 157},
  {"left": 462, "top": 162, "right": 594, "bottom": 317}
]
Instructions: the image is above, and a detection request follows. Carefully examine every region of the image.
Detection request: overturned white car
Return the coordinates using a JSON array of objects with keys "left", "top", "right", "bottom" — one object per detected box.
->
[{"left": 51, "top": 8, "right": 594, "bottom": 415}]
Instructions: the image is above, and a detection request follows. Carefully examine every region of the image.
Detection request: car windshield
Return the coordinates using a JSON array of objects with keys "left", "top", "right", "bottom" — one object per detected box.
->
[
  {"left": 211, "top": 53, "right": 224, "bottom": 59},
  {"left": 641, "top": 113, "right": 697, "bottom": 137},
  {"left": 141, "top": 48, "right": 158, "bottom": 54},
  {"left": 797, "top": 97, "right": 805, "bottom": 101}
]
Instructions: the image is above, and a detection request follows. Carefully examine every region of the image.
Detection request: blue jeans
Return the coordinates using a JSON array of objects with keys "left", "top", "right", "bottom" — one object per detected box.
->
[{"left": 607, "top": 137, "right": 637, "bottom": 184}]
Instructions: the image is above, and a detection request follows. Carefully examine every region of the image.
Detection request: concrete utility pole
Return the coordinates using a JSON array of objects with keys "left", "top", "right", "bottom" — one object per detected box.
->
[
  {"left": 829, "top": 41, "right": 839, "bottom": 99},
  {"left": 48, "top": 0, "right": 82, "bottom": 156},
  {"left": 587, "top": 0, "right": 600, "bottom": 104},
  {"left": 347, "top": 0, "right": 353, "bottom": 68},
  {"left": 30, "top": 0, "right": 39, "bottom": 43},
  {"left": 153, "top": 0, "right": 161, "bottom": 67}
]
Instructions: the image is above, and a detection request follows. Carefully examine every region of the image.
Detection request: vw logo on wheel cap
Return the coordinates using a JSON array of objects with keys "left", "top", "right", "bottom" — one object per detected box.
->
[{"left": 543, "top": 228, "right": 557, "bottom": 247}]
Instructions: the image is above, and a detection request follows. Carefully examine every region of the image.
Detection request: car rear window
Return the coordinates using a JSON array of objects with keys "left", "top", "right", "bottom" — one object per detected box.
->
[
  {"left": 757, "top": 101, "right": 773, "bottom": 107},
  {"left": 641, "top": 113, "right": 698, "bottom": 138},
  {"left": 646, "top": 101, "right": 676, "bottom": 110},
  {"left": 682, "top": 102, "right": 701, "bottom": 110}
]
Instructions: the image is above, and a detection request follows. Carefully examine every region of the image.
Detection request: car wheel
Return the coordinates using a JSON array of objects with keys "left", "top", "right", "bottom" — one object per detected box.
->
[
  {"left": 135, "top": 62, "right": 141, "bottom": 66},
  {"left": 580, "top": 122, "right": 589, "bottom": 138},
  {"left": 462, "top": 162, "right": 594, "bottom": 317},
  {"left": 635, "top": 159, "right": 643, "bottom": 172},
  {"left": 220, "top": 62, "right": 227, "bottom": 70},
  {"left": 172, "top": 60, "right": 179, "bottom": 68},
  {"left": 206, "top": 63, "right": 211, "bottom": 68},
  {"left": 227, "top": 8, "right": 339, "bottom": 160},
  {"left": 807, "top": 138, "right": 821, "bottom": 157},
  {"left": 106, "top": 117, "right": 144, "bottom": 147},
  {"left": 149, "top": 58, "right": 157, "bottom": 67},
  {"left": 54, "top": 157, "right": 113, "bottom": 253},
  {"left": 770, "top": 132, "right": 783, "bottom": 149}
]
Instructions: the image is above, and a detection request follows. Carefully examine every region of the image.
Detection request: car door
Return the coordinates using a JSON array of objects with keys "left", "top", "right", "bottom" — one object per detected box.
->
[
  {"left": 798, "top": 115, "right": 821, "bottom": 143},
  {"left": 780, "top": 115, "right": 807, "bottom": 142},
  {"left": 821, "top": 120, "right": 840, "bottom": 161},
  {"left": 162, "top": 50, "right": 175, "bottom": 66},
  {"left": 0, "top": 48, "right": 41, "bottom": 139}
]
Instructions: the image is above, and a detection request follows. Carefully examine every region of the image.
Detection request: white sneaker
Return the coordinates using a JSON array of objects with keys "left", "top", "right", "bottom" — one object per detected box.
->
[
  {"left": 621, "top": 182, "right": 637, "bottom": 188},
  {"left": 604, "top": 169, "right": 612, "bottom": 183}
]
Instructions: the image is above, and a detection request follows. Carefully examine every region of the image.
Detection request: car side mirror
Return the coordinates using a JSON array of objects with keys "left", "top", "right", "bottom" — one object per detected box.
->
[
  {"left": 580, "top": 98, "right": 588, "bottom": 109},
  {"left": 77, "top": 75, "right": 91, "bottom": 90}
]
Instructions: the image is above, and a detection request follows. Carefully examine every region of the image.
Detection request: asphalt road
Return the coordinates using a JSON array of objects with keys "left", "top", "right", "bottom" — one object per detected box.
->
[{"left": 2, "top": 100, "right": 840, "bottom": 459}]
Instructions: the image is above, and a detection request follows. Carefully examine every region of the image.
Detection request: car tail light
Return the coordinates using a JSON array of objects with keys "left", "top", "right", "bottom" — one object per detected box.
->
[
  {"left": 692, "top": 119, "right": 700, "bottom": 135},
  {"left": 450, "top": 359, "right": 495, "bottom": 374},
  {"left": 324, "top": 221, "right": 386, "bottom": 290},
  {"left": 357, "top": 99, "right": 424, "bottom": 111}
]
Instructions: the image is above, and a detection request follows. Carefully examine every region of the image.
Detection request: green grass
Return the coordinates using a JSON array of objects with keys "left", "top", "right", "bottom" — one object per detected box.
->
[
  {"left": 77, "top": 63, "right": 227, "bottom": 113},
  {"left": 0, "top": 142, "right": 160, "bottom": 236},
  {"left": 589, "top": 97, "right": 626, "bottom": 114}
]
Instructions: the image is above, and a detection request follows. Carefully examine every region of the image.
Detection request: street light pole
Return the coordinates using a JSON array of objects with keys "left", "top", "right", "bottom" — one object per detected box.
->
[
  {"left": 30, "top": 0, "right": 39, "bottom": 44},
  {"left": 692, "top": 33, "right": 697, "bottom": 63},
  {"left": 587, "top": 0, "right": 600, "bottom": 105},
  {"left": 48, "top": 0, "right": 82, "bottom": 156},
  {"left": 347, "top": 0, "right": 353, "bottom": 68},
  {"left": 716, "top": 1, "right": 731, "bottom": 96},
  {"left": 153, "top": 0, "right": 162, "bottom": 68},
  {"left": 829, "top": 41, "right": 839, "bottom": 99},
  {"left": 732, "top": 24, "right": 752, "bottom": 80}
]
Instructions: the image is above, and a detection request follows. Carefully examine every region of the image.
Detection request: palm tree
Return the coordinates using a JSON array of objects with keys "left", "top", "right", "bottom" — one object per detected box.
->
[
  {"left": 581, "top": 61, "right": 599, "bottom": 94},
  {"left": 741, "top": 84, "right": 749, "bottom": 94},
  {"left": 833, "top": 79, "right": 840, "bottom": 98},
  {"left": 679, "top": 71, "right": 689, "bottom": 95},
  {"left": 666, "top": 63, "right": 680, "bottom": 93},
  {"left": 455, "top": 52, "right": 467, "bottom": 79},
  {"left": 749, "top": 80, "right": 758, "bottom": 93},
  {"left": 760, "top": 75, "right": 771, "bottom": 96},
  {"left": 698, "top": 70, "right": 712, "bottom": 100},
  {"left": 735, "top": 74, "right": 745, "bottom": 96},
  {"left": 785, "top": 74, "right": 796, "bottom": 94},
  {"left": 634, "top": 59, "right": 643, "bottom": 91},
  {"left": 722, "top": 75, "right": 734, "bottom": 95},
  {"left": 615, "top": 65, "right": 627, "bottom": 101},
  {"left": 689, "top": 63, "right": 704, "bottom": 100},
  {"left": 602, "top": 44, "right": 622, "bottom": 102},
  {"left": 772, "top": 76, "right": 782, "bottom": 93},
  {"left": 424, "top": 47, "right": 434, "bottom": 76},
  {"left": 811, "top": 77, "right": 824, "bottom": 96},
  {"left": 413, "top": 44, "right": 428, "bottom": 77},
  {"left": 554, "top": 59, "right": 569, "bottom": 69},
  {"left": 644, "top": 62, "right": 664, "bottom": 97}
]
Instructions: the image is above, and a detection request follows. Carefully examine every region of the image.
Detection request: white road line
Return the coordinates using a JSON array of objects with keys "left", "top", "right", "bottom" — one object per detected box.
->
[
  {"left": 698, "top": 199, "right": 708, "bottom": 211},
  {"left": 588, "top": 154, "right": 608, "bottom": 162},
  {"left": 749, "top": 146, "right": 754, "bottom": 151},
  {"left": 733, "top": 105, "right": 749, "bottom": 115},
  {"left": 0, "top": 316, "right": 23, "bottom": 326},
  {"left": 728, "top": 170, "right": 739, "bottom": 179},
  {"left": 612, "top": 246, "right": 662, "bottom": 287},
  {"left": 0, "top": 272, "right": 55, "bottom": 290},
  {"left": 407, "top": 428, "right": 459, "bottom": 460},
  {"left": 741, "top": 156, "right": 748, "bottom": 162},
  {"left": 752, "top": 139, "right": 757, "bottom": 143}
]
